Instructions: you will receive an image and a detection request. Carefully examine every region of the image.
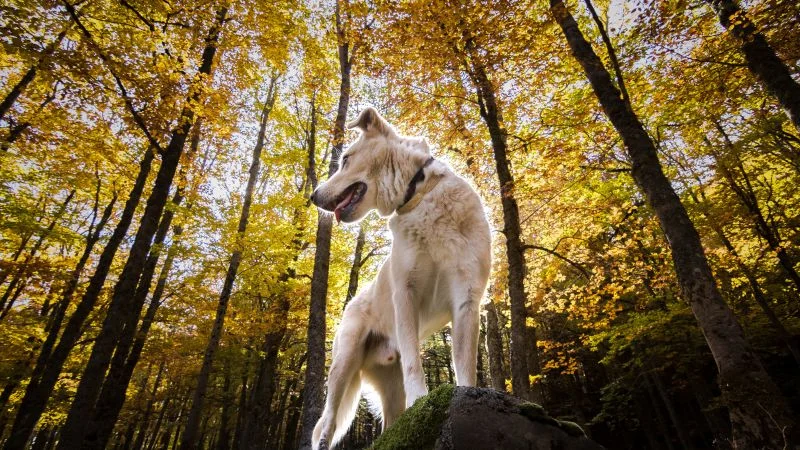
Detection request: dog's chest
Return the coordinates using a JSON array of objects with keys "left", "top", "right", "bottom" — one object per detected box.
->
[{"left": 389, "top": 206, "right": 466, "bottom": 264}]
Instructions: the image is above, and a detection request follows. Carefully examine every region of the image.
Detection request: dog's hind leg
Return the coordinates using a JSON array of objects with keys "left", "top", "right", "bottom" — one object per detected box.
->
[
  {"left": 312, "top": 321, "right": 367, "bottom": 450},
  {"left": 448, "top": 273, "right": 483, "bottom": 386},
  {"left": 363, "top": 360, "right": 405, "bottom": 431}
]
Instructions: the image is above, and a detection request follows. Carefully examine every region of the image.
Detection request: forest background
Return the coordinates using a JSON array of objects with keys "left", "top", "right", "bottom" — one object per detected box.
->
[{"left": 0, "top": 0, "right": 799, "bottom": 449}]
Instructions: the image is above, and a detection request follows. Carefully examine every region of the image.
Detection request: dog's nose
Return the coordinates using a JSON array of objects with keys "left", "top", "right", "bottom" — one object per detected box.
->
[{"left": 310, "top": 190, "right": 318, "bottom": 205}]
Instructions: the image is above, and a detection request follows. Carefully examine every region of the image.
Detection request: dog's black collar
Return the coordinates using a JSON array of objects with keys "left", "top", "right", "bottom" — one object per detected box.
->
[{"left": 401, "top": 157, "right": 435, "bottom": 206}]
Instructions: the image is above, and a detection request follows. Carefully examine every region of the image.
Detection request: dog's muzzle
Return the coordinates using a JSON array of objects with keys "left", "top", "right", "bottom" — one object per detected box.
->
[{"left": 311, "top": 182, "right": 367, "bottom": 223}]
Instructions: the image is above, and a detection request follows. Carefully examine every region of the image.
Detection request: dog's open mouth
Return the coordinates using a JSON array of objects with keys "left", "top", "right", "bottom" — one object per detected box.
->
[{"left": 333, "top": 182, "right": 367, "bottom": 223}]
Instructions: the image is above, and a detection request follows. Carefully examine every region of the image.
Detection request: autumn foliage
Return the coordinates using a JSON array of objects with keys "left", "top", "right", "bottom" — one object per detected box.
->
[{"left": 0, "top": 0, "right": 799, "bottom": 449}]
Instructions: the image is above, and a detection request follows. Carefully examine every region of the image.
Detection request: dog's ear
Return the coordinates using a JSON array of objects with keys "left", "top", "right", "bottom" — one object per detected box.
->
[{"left": 347, "top": 107, "right": 394, "bottom": 136}]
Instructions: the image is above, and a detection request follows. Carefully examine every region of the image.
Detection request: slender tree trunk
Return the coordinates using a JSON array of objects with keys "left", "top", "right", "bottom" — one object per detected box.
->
[
  {"left": 145, "top": 397, "right": 170, "bottom": 450},
  {"left": 40, "top": 187, "right": 117, "bottom": 366},
  {"left": 215, "top": 365, "right": 234, "bottom": 450},
  {"left": 345, "top": 224, "right": 366, "bottom": 305},
  {"left": 689, "top": 187, "right": 800, "bottom": 367},
  {"left": 282, "top": 393, "right": 302, "bottom": 450},
  {"left": 232, "top": 371, "right": 249, "bottom": 450},
  {"left": 180, "top": 76, "right": 276, "bottom": 450},
  {"left": 705, "top": 0, "right": 800, "bottom": 131},
  {"left": 87, "top": 118, "right": 206, "bottom": 449},
  {"left": 131, "top": 361, "right": 165, "bottom": 450},
  {"left": 708, "top": 124, "right": 800, "bottom": 292},
  {"left": 299, "top": 16, "right": 352, "bottom": 444},
  {"left": 57, "top": 9, "right": 227, "bottom": 448},
  {"left": 550, "top": 1, "right": 793, "bottom": 446},
  {"left": 0, "top": 189, "right": 75, "bottom": 317},
  {"left": 484, "top": 300, "right": 506, "bottom": 391},
  {"left": 526, "top": 325, "right": 544, "bottom": 404},
  {"left": 465, "top": 46, "right": 531, "bottom": 400},
  {"left": 642, "top": 377, "right": 676, "bottom": 450},
  {"left": 89, "top": 222, "right": 184, "bottom": 449},
  {"left": 649, "top": 372, "right": 693, "bottom": 450},
  {"left": 4, "top": 147, "right": 155, "bottom": 450},
  {"left": 0, "top": 28, "right": 67, "bottom": 123},
  {"left": 242, "top": 297, "right": 291, "bottom": 449}
]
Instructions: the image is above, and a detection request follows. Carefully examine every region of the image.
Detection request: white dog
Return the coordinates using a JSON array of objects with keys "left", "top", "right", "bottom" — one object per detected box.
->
[{"left": 310, "top": 108, "right": 491, "bottom": 450}]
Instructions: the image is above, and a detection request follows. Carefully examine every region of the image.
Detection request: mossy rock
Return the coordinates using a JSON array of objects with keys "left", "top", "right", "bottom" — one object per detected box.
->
[
  {"left": 370, "top": 385, "right": 602, "bottom": 450},
  {"left": 371, "top": 384, "right": 455, "bottom": 450}
]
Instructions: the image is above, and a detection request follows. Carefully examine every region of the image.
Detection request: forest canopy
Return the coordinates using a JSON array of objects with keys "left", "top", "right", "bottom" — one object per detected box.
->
[{"left": 0, "top": 0, "right": 799, "bottom": 449}]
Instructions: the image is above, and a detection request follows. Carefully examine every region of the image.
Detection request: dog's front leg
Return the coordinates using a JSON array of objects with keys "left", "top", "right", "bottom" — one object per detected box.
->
[
  {"left": 392, "top": 284, "right": 427, "bottom": 408},
  {"left": 313, "top": 319, "right": 366, "bottom": 450},
  {"left": 448, "top": 271, "right": 482, "bottom": 386}
]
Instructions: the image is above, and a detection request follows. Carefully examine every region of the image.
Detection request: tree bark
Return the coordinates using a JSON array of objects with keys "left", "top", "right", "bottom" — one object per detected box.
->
[
  {"left": 551, "top": 0, "right": 793, "bottom": 446},
  {"left": 464, "top": 42, "right": 532, "bottom": 400},
  {"left": 57, "top": 8, "right": 227, "bottom": 448},
  {"left": 705, "top": 0, "right": 800, "bottom": 131},
  {"left": 215, "top": 365, "right": 235, "bottom": 450},
  {"left": 0, "top": 189, "right": 75, "bottom": 317},
  {"left": 345, "top": 224, "right": 366, "bottom": 305},
  {"left": 88, "top": 218, "right": 184, "bottom": 448},
  {"left": 484, "top": 301, "right": 506, "bottom": 391},
  {"left": 298, "top": 7, "right": 353, "bottom": 444},
  {"left": 686, "top": 186, "right": 800, "bottom": 367},
  {"left": 708, "top": 124, "right": 800, "bottom": 292},
  {"left": 180, "top": 75, "right": 276, "bottom": 450},
  {"left": 241, "top": 297, "right": 291, "bottom": 449},
  {"left": 4, "top": 146, "right": 154, "bottom": 450},
  {"left": 87, "top": 116, "right": 208, "bottom": 449}
]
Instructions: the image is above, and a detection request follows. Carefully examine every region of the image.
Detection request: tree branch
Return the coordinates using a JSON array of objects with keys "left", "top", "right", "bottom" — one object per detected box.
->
[
  {"left": 62, "top": 0, "right": 164, "bottom": 153},
  {"left": 522, "top": 244, "right": 590, "bottom": 278}
]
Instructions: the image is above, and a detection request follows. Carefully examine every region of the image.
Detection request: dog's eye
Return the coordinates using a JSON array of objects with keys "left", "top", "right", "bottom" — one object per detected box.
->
[{"left": 341, "top": 154, "right": 349, "bottom": 168}]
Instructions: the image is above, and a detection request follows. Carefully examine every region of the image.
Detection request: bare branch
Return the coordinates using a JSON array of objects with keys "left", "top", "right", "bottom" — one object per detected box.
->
[
  {"left": 523, "top": 244, "right": 590, "bottom": 278},
  {"left": 62, "top": 0, "right": 164, "bottom": 153}
]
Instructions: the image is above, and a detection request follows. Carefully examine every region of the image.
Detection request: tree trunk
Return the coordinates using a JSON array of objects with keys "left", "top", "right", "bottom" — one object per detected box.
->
[
  {"left": 708, "top": 124, "right": 800, "bottom": 292},
  {"left": 4, "top": 147, "right": 154, "bottom": 450},
  {"left": 484, "top": 300, "right": 507, "bottom": 391},
  {"left": 232, "top": 371, "right": 249, "bottom": 450},
  {"left": 705, "top": 0, "right": 800, "bottom": 131},
  {"left": 87, "top": 116, "right": 207, "bottom": 449},
  {"left": 40, "top": 186, "right": 117, "bottom": 366},
  {"left": 649, "top": 372, "right": 693, "bottom": 450},
  {"left": 145, "top": 397, "right": 170, "bottom": 450},
  {"left": 180, "top": 75, "right": 276, "bottom": 449},
  {"left": 345, "top": 224, "right": 366, "bottom": 305},
  {"left": 550, "top": 0, "right": 793, "bottom": 446},
  {"left": 57, "top": 8, "right": 227, "bottom": 448},
  {"left": 89, "top": 219, "right": 184, "bottom": 449},
  {"left": 215, "top": 365, "right": 234, "bottom": 450},
  {"left": 241, "top": 297, "right": 291, "bottom": 449},
  {"left": 0, "top": 189, "right": 75, "bottom": 317},
  {"left": 526, "top": 325, "right": 544, "bottom": 404},
  {"left": 298, "top": 13, "right": 352, "bottom": 444},
  {"left": 465, "top": 45, "right": 531, "bottom": 400},
  {"left": 687, "top": 186, "right": 800, "bottom": 367}
]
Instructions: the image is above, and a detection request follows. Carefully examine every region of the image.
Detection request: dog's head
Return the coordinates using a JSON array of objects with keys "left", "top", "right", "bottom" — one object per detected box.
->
[{"left": 311, "top": 107, "right": 431, "bottom": 223}]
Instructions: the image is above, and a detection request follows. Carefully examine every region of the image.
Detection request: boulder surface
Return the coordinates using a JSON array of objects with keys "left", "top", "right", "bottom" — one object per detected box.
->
[{"left": 371, "top": 385, "right": 605, "bottom": 450}]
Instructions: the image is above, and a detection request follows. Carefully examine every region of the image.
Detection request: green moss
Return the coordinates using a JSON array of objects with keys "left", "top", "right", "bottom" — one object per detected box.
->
[
  {"left": 370, "top": 384, "right": 455, "bottom": 450},
  {"left": 518, "top": 402, "right": 546, "bottom": 417},
  {"left": 556, "top": 419, "right": 587, "bottom": 437},
  {"left": 518, "top": 402, "right": 559, "bottom": 427}
]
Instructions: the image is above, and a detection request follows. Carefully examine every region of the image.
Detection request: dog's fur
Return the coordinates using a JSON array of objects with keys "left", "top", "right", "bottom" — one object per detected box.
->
[{"left": 310, "top": 108, "right": 491, "bottom": 450}]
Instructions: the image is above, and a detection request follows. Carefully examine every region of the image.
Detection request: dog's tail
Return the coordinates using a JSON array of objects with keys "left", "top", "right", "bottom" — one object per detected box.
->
[{"left": 331, "top": 373, "right": 362, "bottom": 445}]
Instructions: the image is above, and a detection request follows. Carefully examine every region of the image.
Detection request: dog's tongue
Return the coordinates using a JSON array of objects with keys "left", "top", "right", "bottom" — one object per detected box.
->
[{"left": 333, "top": 189, "right": 355, "bottom": 223}]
